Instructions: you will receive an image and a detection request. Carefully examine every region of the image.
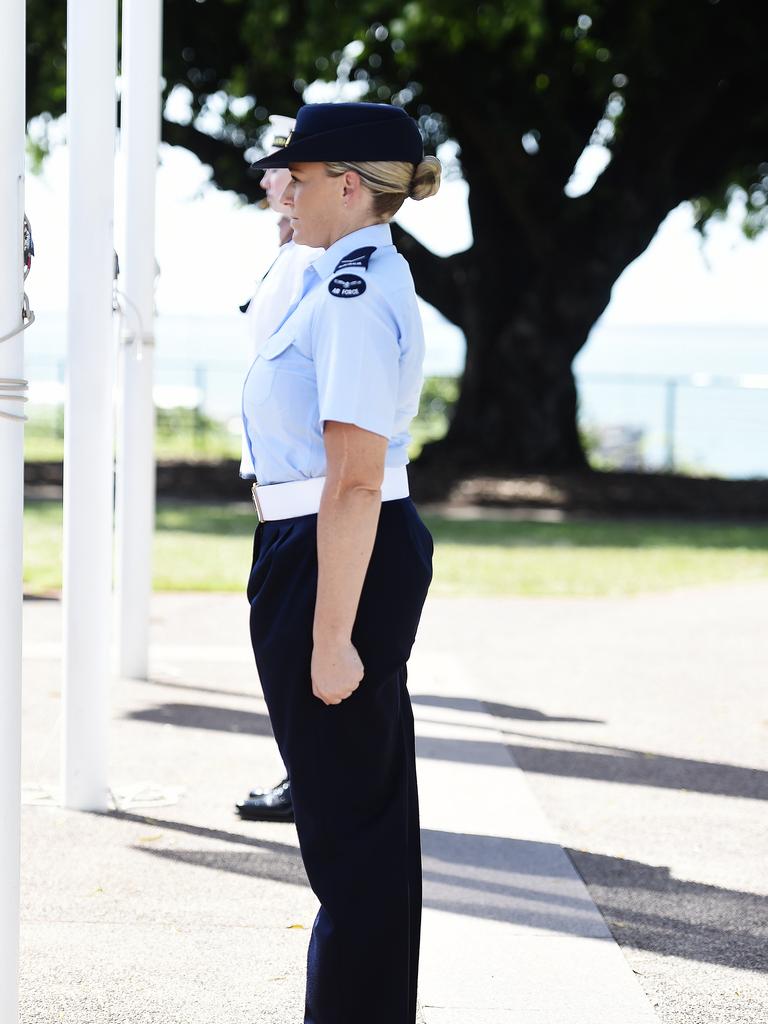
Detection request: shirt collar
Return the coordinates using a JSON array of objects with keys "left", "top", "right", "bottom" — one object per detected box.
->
[{"left": 309, "top": 223, "right": 393, "bottom": 280}]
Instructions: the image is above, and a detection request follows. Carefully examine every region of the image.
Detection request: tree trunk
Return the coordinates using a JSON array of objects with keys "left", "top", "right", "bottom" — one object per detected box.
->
[
  {"left": 401, "top": 132, "right": 679, "bottom": 477},
  {"left": 442, "top": 313, "right": 588, "bottom": 473}
]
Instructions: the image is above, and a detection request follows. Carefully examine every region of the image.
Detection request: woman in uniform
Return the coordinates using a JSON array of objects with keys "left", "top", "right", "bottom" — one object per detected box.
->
[
  {"left": 237, "top": 116, "right": 322, "bottom": 822},
  {"left": 243, "top": 101, "right": 440, "bottom": 1024}
]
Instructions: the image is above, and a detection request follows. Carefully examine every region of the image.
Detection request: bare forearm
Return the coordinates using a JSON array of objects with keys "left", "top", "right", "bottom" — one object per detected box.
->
[{"left": 313, "top": 484, "right": 382, "bottom": 645}]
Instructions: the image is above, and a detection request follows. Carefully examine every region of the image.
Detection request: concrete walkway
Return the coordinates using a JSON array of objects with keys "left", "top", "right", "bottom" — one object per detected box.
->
[
  {"left": 410, "top": 683, "right": 658, "bottom": 1023},
  {"left": 19, "top": 584, "right": 766, "bottom": 1021}
]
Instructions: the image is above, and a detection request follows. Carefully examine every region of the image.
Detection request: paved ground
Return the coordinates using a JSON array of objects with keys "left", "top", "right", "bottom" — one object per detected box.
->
[
  {"left": 414, "top": 582, "right": 768, "bottom": 1023},
  {"left": 17, "top": 580, "right": 768, "bottom": 1022}
]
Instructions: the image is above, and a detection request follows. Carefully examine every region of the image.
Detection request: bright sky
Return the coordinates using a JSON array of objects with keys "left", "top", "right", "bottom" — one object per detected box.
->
[{"left": 24, "top": 133, "right": 768, "bottom": 328}]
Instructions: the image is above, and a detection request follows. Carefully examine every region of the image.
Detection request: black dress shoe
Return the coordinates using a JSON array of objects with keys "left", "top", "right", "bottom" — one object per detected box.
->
[
  {"left": 249, "top": 775, "right": 289, "bottom": 798},
  {"left": 236, "top": 778, "right": 294, "bottom": 822}
]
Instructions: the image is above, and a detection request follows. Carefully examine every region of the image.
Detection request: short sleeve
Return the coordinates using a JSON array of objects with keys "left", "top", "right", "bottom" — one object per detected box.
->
[{"left": 312, "top": 283, "right": 400, "bottom": 439}]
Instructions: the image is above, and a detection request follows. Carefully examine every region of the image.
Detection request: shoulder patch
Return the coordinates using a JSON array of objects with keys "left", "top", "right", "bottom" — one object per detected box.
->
[
  {"left": 333, "top": 246, "right": 377, "bottom": 273},
  {"left": 328, "top": 274, "right": 367, "bottom": 299}
]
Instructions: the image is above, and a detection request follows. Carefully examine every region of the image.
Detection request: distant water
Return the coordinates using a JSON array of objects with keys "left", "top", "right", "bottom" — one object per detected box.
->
[
  {"left": 22, "top": 311, "right": 768, "bottom": 479},
  {"left": 575, "top": 323, "right": 768, "bottom": 479}
]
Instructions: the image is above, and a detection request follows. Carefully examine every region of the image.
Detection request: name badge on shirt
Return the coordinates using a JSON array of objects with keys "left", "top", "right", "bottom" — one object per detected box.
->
[{"left": 328, "top": 274, "right": 367, "bottom": 299}]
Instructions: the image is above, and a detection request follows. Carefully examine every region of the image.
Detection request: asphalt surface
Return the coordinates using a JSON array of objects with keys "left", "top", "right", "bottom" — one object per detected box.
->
[
  {"left": 412, "top": 582, "right": 768, "bottom": 1022},
  {"left": 17, "top": 579, "right": 768, "bottom": 1022}
]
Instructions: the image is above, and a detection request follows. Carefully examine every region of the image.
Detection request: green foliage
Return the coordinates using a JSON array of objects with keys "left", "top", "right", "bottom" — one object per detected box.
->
[
  {"left": 155, "top": 405, "right": 240, "bottom": 459},
  {"left": 23, "top": 500, "right": 768, "bottom": 597},
  {"left": 24, "top": 403, "right": 64, "bottom": 462},
  {"left": 25, "top": 1, "right": 768, "bottom": 232},
  {"left": 23, "top": 1, "right": 768, "bottom": 470},
  {"left": 410, "top": 375, "right": 459, "bottom": 457}
]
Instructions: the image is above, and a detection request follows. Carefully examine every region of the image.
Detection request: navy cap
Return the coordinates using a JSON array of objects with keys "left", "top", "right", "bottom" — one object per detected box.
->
[{"left": 250, "top": 102, "right": 424, "bottom": 168}]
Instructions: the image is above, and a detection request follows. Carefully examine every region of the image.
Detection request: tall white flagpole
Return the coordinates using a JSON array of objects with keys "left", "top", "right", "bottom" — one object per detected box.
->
[
  {"left": 62, "top": 0, "right": 118, "bottom": 811},
  {"left": 0, "top": 2, "right": 27, "bottom": 1017},
  {"left": 115, "top": 0, "right": 163, "bottom": 680}
]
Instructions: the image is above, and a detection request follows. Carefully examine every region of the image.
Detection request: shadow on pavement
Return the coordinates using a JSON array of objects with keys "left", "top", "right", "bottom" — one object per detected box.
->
[
  {"left": 143, "top": 676, "right": 261, "bottom": 702},
  {"left": 106, "top": 811, "right": 768, "bottom": 971},
  {"left": 414, "top": 731, "right": 767, "bottom": 801},
  {"left": 568, "top": 848, "right": 768, "bottom": 973},
  {"left": 104, "top": 810, "right": 306, "bottom": 888},
  {"left": 409, "top": 693, "right": 767, "bottom": 802},
  {"left": 126, "top": 702, "right": 276, "bottom": 737},
  {"left": 503, "top": 731, "right": 767, "bottom": 802},
  {"left": 412, "top": 693, "right": 604, "bottom": 724},
  {"left": 421, "top": 829, "right": 607, "bottom": 936},
  {"left": 125, "top": 697, "right": 766, "bottom": 802}
]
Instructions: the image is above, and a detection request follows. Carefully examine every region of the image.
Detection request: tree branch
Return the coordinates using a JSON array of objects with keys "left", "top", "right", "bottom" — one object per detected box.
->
[
  {"left": 161, "top": 119, "right": 265, "bottom": 204},
  {"left": 390, "top": 223, "right": 468, "bottom": 329}
]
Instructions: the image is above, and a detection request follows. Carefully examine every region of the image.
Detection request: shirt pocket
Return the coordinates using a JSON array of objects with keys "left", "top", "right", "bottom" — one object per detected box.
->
[
  {"left": 247, "top": 333, "right": 295, "bottom": 407},
  {"left": 260, "top": 330, "right": 295, "bottom": 362}
]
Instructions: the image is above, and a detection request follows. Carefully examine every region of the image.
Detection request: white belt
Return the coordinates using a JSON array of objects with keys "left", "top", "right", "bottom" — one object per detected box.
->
[{"left": 251, "top": 465, "right": 409, "bottom": 522}]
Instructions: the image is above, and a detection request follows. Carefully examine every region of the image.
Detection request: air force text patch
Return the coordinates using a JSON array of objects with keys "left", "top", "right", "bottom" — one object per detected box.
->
[
  {"left": 328, "top": 274, "right": 367, "bottom": 298},
  {"left": 333, "top": 246, "right": 376, "bottom": 273}
]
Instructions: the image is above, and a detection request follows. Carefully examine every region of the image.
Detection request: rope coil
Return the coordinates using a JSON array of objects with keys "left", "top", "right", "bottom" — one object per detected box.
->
[
  {"left": 0, "top": 215, "right": 36, "bottom": 420},
  {"left": 0, "top": 377, "right": 29, "bottom": 422},
  {"left": 0, "top": 299, "right": 34, "bottom": 421}
]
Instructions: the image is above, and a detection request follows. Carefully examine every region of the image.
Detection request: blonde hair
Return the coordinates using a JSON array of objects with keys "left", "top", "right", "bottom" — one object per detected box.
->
[{"left": 324, "top": 156, "right": 441, "bottom": 218}]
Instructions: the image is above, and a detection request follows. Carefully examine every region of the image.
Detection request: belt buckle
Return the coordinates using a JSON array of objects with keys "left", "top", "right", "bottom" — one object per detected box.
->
[{"left": 251, "top": 482, "right": 265, "bottom": 523}]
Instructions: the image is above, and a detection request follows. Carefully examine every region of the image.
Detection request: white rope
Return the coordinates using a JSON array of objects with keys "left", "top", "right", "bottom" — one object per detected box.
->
[
  {"left": 0, "top": 309, "right": 35, "bottom": 343},
  {"left": 0, "top": 218, "right": 36, "bottom": 421},
  {"left": 0, "top": 296, "right": 35, "bottom": 421},
  {"left": 0, "top": 378, "right": 28, "bottom": 422},
  {"left": 0, "top": 293, "right": 35, "bottom": 344},
  {"left": 113, "top": 287, "right": 155, "bottom": 359}
]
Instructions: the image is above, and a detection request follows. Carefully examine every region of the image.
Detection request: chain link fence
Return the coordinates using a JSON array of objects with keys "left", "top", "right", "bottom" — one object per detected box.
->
[{"left": 21, "top": 355, "right": 768, "bottom": 479}]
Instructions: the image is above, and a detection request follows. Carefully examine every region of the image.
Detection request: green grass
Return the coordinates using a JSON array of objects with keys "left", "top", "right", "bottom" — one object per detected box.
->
[
  {"left": 23, "top": 501, "right": 768, "bottom": 597},
  {"left": 23, "top": 500, "right": 65, "bottom": 593},
  {"left": 23, "top": 409, "right": 242, "bottom": 463},
  {"left": 23, "top": 377, "right": 458, "bottom": 464},
  {"left": 425, "top": 518, "right": 768, "bottom": 596}
]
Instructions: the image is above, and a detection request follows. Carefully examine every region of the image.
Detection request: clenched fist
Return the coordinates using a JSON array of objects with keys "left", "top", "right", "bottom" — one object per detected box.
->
[{"left": 311, "top": 638, "right": 364, "bottom": 706}]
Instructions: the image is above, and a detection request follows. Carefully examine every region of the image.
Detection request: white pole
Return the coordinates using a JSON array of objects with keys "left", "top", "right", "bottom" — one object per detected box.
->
[
  {"left": 0, "top": 0, "right": 26, "bottom": 1011},
  {"left": 0, "top": 1, "right": 26, "bottom": 1016},
  {"left": 115, "top": 0, "right": 163, "bottom": 680},
  {"left": 62, "top": 0, "right": 118, "bottom": 811}
]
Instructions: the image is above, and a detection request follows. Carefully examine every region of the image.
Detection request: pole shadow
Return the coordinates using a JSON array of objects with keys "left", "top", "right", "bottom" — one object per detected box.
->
[
  {"left": 414, "top": 731, "right": 767, "bottom": 801},
  {"left": 566, "top": 847, "right": 768, "bottom": 973},
  {"left": 411, "top": 693, "right": 604, "bottom": 724},
  {"left": 125, "top": 703, "right": 275, "bottom": 737},
  {"left": 125, "top": 697, "right": 767, "bottom": 802},
  {"left": 104, "top": 809, "right": 306, "bottom": 888},
  {"left": 109, "top": 810, "right": 768, "bottom": 972}
]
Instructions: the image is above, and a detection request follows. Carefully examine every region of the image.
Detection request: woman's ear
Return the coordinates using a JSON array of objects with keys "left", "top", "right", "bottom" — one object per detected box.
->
[{"left": 342, "top": 170, "right": 361, "bottom": 201}]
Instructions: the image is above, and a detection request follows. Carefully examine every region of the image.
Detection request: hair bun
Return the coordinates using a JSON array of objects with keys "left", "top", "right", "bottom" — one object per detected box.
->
[{"left": 409, "top": 156, "right": 441, "bottom": 201}]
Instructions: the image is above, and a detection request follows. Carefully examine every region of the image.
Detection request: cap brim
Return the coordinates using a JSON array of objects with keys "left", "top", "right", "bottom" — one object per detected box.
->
[{"left": 250, "top": 118, "right": 423, "bottom": 169}]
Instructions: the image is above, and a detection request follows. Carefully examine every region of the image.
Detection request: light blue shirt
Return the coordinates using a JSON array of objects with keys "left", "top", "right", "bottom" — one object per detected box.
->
[
  {"left": 241, "top": 223, "right": 425, "bottom": 485},
  {"left": 239, "top": 239, "right": 322, "bottom": 478}
]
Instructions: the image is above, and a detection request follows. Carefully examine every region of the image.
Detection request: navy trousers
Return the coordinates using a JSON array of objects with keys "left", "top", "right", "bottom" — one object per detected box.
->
[{"left": 247, "top": 497, "right": 433, "bottom": 1024}]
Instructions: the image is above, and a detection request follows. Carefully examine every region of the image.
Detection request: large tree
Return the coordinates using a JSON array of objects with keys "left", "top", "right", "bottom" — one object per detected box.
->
[{"left": 26, "top": 0, "right": 768, "bottom": 475}]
